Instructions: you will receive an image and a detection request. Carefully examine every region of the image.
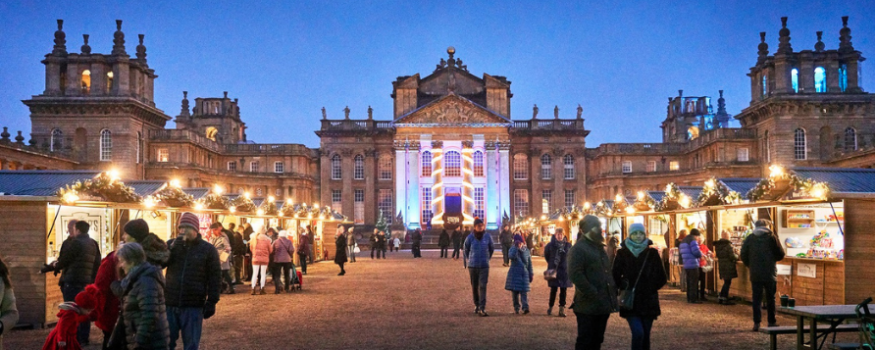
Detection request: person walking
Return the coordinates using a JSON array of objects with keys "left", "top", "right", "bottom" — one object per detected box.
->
[
  {"left": 376, "top": 231, "right": 387, "bottom": 259},
  {"left": 334, "top": 231, "right": 348, "bottom": 276},
  {"left": 464, "top": 218, "right": 494, "bottom": 317},
  {"left": 569, "top": 215, "right": 617, "bottom": 350},
  {"left": 0, "top": 255, "right": 19, "bottom": 350},
  {"left": 544, "top": 228, "right": 572, "bottom": 317},
  {"left": 52, "top": 220, "right": 101, "bottom": 346},
  {"left": 524, "top": 230, "right": 535, "bottom": 255},
  {"left": 612, "top": 223, "right": 666, "bottom": 350},
  {"left": 697, "top": 234, "right": 712, "bottom": 302},
  {"left": 249, "top": 227, "right": 273, "bottom": 295},
  {"left": 451, "top": 228, "right": 463, "bottom": 260},
  {"left": 505, "top": 234, "right": 533, "bottom": 315},
  {"left": 439, "top": 229, "right": 450, "bottom": 258},
  {"left": 393, "top": 237, "right": 401, "bottom": 253},
  {"left": 740, "top": 219, "right": 785, "bottom": 331},
  {"left": 412, "top": 229, "right": 423, "bottom": 258},
  {"left": 345, "top": 226, "right": 357, "bottom": 262},
  {"left": 297, "top": 231, "right": 310, "bottom": 275},
  {"left": 499, "top": 225, "right": 513, "bottom": 267},
  {"left": 678, "top": 228, "right": 703, "bottom": 303},
  {"left": 231, "top": 225, "right": 246, "bottom": 285},
  {"left": 370, "top": 229, "right": 379, "bottom": 259},
  {"left": 272, "top": 231, "right": 295, "bottom": 293},
  {"left": 715, "top": 231, "right": 738, "bottom": 305},
  {"left": 165, "top": 212, "right": 222, "bottom": 350},
  {"left": 208, "top": 223, "right": 235, "bottom": 295},
  {"left": 111, "top": 242, "right": 170, "bottom": 350},
  {"left": 676, "top": 229, "right": 688, "bottom": 293}
]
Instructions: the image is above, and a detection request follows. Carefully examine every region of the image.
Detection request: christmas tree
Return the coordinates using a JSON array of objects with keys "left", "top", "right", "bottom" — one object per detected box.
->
[{"left": 375, "top": 209, "right": 388, "bottom": 233}]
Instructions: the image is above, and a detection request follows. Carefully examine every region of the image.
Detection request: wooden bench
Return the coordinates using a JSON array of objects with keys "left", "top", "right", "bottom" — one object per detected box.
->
[
  {"left": 827, "top": 343, "right": 862, "bottom": 350},
  {"left": 761, "top": 324, "right": 859, "bottom": 350}
]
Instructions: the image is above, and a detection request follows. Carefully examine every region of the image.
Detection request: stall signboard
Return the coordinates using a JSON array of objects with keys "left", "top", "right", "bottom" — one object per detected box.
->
[
  {"left": 197, "top": 213, "right": 212, "bottom": 236},
  {"left": 777, "top": 264, "right": 792, "bottom": 276},
  {"left": 797, "top": 263, "right": 816, "bottom": 278}
]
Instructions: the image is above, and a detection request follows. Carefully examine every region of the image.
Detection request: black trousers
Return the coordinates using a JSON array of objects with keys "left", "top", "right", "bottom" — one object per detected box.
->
[
  {"left": 502, "top": 245, "right": 511, "bottom": 265},
  {"left": 684, "top": 268, "right": 699, "bottom": 302},
  {"left": 371, "top": 246, "right": 376, "bottom": 259},
  {"left": 273, "top": 262, "right": 292, "bottom": 290},
  {"left": 221, "top": 269, "right": 233, "bottom": 290},
  {"left": 440, "top": 247, "right": 448, "bottom": 258},
  {"left": 698, "top": 267, "right": 707, "bottom": 298},
  {"left": 337, "top": 261, "right": 345, "bottom": 273},
  {"left": 375, "top": 247, "right": 385, "bottom": 259},
  {"left": 232, "top": 255, "right": 244, "bottom": 282},
  {"left": 720, "top": 277, "right": 733, "bottom": 299},
  {"left": 549, "top": 286, "right": 568, "bottom": 307},
  {"left": 751, "top": 280, "right": 777, "bottom": 325},
  {"left": 298, "top": 254, "right": 308, "bottom": 274},
  {"left": 575, "top": 312, "right": 610, "bottom": 350},
  {"left": 452, "top": 245, "right": 461, "bottom": 258},
  {"left": 413, "top": 244, "right": 421, "bottom": 257}
]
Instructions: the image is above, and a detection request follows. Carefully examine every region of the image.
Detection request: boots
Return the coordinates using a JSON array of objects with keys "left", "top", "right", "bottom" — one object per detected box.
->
[
  {"left": 558, "top": 306, "right": 567, "bottom": 317},
  {"left": 547, "top": 307, "right": 553, "bottom": 316},
  {"left": 260, "top": 286, "right": 267, "bottom": 295},
  {"left": 250, "top": 287, "right": 258, "bottom": 295}
]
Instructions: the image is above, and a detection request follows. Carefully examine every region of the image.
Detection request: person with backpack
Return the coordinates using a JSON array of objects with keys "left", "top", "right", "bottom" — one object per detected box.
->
[
  {"left": 505, "top": 234, "right": 533, "bottom": 315},
  {"left": 612, "top": 223, "right": 666, "bottom": 350},
  {"left": 678, "top": 229, "right": 703, "bottom": 303},
  {"left": 740, "top": 219, "right": 785, "bottom": 331},
  {"left": 272, "top": 231, "right": 295, "bottom": 293}
]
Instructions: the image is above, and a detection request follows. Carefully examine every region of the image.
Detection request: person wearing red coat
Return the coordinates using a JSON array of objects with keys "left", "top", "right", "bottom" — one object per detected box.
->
[
  {"left": 91, "top": 250, "right": 120, "bottom": 349},
  {"left": 42, "top": 285, "right": 98, "bottom": 350}
]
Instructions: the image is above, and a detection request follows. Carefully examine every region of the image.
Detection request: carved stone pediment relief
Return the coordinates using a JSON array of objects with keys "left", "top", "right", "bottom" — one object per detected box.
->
[{"left": 396, "top": 96, "right": 508, "bottom": 125}]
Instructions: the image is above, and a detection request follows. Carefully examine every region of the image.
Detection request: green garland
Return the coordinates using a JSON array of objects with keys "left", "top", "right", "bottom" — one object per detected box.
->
[
  {"left": 155, "top": 186, "right": 195, "bottom": 208},
  {"left": 746, "top": 172, "right": 830, "bottom": 201},
  {"left": 696, "top": 177, "right": 737, "bottom": 207},
  {"left": 230, "top": 196, "right": 256, "bottom": 213},
  {"left": 259, "top": 199, "right": 278, "bottom": 215},
  {"left": 202, "top": 193, "right": 229, "bottom": 210},
  {"left": 633, "top": 192, "right": 657, "bottom": 211},
  {"left": 655, "top": 183, "right": 681, "bottom": 212},
  {"left": 56, "top": 172, "right": 142, "bottom": 203}
]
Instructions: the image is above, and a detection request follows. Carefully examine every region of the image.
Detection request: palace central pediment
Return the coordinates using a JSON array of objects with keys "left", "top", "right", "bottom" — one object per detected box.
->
[{"left": 393, "top": 94, "right": 510, "bottom": 127}]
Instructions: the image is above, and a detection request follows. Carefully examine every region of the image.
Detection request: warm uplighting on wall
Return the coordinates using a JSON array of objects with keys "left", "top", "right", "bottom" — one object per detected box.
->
[
  {"left": 769, "top": 164, "right": 784, "bottom": 178},
  {"left": 213, "top": 184, "right": 224, "bottom": 194},
  {"left": 169, "top": 179, "right": 181, "bottom": 188}
]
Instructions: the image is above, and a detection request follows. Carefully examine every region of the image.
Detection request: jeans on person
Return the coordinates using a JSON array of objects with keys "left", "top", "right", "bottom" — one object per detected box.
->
[
  {"left": 273, "top": 262, "right": 292, "bottom": 291},
  {"left": 512, "top": 291, "right": 529, "bottom": 312},
  {"left": 720, "top": 277, "right": 733, "bottom": 299},
  {"left": 221, "top": 269, "right": 233, "bottom": 291},
  {"left": 626, "top": 316, "right": 655, "bottom": 350},
  {"left": 575, "top": 312, "right": 610, "bottom": 350},
  {"left": 468, "top": 267, "right": 489, "bottom": 310},
  {"left": 347, "top": 246, "right": 356, "bottom": 262},
  {"left": 298, "top": 254, "right": 308, "bottom": 274},
  {"left": 698, "top": 267, "right": 707, "bottom": 298},
  {"left": 167, "top": 306, "right": 204, "bottom": 350},
  {"left": 61, "top": 282, "right": 90, "bottom": 345},
  {"left": 452, "top": 246, "right": 460, "bottom": 259},
  {"left": 413, "top": 244, "right": 421, "bottom": 258},
  {"left": 251, "top": 264, "right": 268, "bottom": 289},
  {"left": 684, "top": 268, "right": 700, "bottom": 302},
  {"left": 679, "top": 268, "right": 687, "bottom": 292},
  {"left": 440, "top": 247, "right": 448, "bottom": 258},
  {"left": 751, "top": 280, "right": 777, "bottom": 325},
  {"left": 502, "top": 245, "right": 510, "bottom": 265},
  {"left": 371, "top": 246, "right": 376, "bottom": 259},
  {"left": 376, "top": 247, "right": 385, "bottom": 259},
  {"left": 549, "top": 286, "right": 567, "bottom": 307}
]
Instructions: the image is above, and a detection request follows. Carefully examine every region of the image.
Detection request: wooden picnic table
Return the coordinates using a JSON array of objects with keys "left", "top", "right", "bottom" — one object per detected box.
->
[{"left": 779, "top": 304, "right": 872, "bottom": 350}]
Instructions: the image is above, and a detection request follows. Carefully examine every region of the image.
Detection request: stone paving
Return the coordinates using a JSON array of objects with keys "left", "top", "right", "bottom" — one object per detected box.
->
[{"left": 6, "top": 250, "right": 862, "bottom": 349}]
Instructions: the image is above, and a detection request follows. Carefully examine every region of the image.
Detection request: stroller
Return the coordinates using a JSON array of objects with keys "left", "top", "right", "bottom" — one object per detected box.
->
[
  {"left": 288, "top": 263, "right": 303, "bottom": 291},
  {"left": 858, "top": 297, "right": 874, "bottom": 350}
]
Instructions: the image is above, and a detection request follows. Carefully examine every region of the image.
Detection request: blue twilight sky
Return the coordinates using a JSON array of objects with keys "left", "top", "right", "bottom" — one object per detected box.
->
[{"left": 1, "top": 1, "right": 873, "bottom": 148}]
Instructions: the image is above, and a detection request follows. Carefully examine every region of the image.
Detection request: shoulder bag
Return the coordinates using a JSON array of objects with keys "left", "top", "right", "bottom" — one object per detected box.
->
[
  {"left": 543, "top": 243, "right": 562, "bottom": 281},
  {"left": 619, "top": 250, "right": 650, "bottom": 311}
]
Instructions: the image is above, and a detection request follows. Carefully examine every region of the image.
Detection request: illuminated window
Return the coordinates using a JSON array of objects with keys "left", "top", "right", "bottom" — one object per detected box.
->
[
  {"left": 844, "top": 127, "right": 857, "bottom": 151},
  {"left": 542, "top": 190, "right": 552, "bottom": 214},
  {"left": 227, "top": 161, "right": 237, "bottom": 171},
  {"left": 445, "top": 151, "right": 461, "bottom": 177},
  {"left": 563, "top": 154, "right": 575, "bottom": 179},
  {"left": 250, "top": 161, "right": 259, "bottom": 172},
  {"left": 514, "top": 189, "right": 529, "bottom": 217},
  {"left": 564, "top": 189, "right": 575, "bottom": 209},
  {"left": 687, "top": 126, "right": 700, "bottom": 140},
  {"left": 839, "top": 64, "right": 848, "bottom": 92},
  {"left": 647, "top": 161, "right": 657, "bottom": 172},
  {"left": 795, "top": 128, "right": 807, "bottom": 160},
  {"left": 421, "top": 187, "right": 433, "bottom": 225},
  {"left": 378, "top": 189, "right": 393, "bottom": 224},
  {"left": 206, "top": 127, "right": 218, "bottom": 141},
  {"left": 814, "top": 67, "right": 826, "bottom": 93},
  {"left": 473, "top": 151, "right": 484, "bottom": 177},
  {"left": 669, "top": 161, "right": 679, "bottom": 171},
  {"left": 274, "top": 161, "right": 284, "bottom": 173},
  {"left": 51, "top": 128, "right": 63, "bottom": 152},
  {"left": 737, "top": 148, "right": 749, "bottom": 162},
  {"left": 106, "top": 71, "right": 114, "bottom": 92},
  {"left": 541, "top": 154, "right": 552, "bottom": 179},
  {"left": 379, "top": 156, "right": 392, "bottom": 180},
  {"left": 513, "top": 154, "right": 528, "bottom": 180},
  {"left": 80, "top": 69, "right": 91, "bottom": 94},
  {"left": 762, "top": 74, "right": 768, "bottom": 97},
  {"left": 421, "top": 151, "right": 432, "bottom": 177},
  {"left": 331, "top": 154, "right": 342, "bottom": 180},
  {"left": 157, "top": 149, "right": 169, "bottom": 162},
  {"left": 354, "top": 155, "right": 364, "bottom": 180},
  {"left": 474, "top": 187, "right": 485, "bottom": 221},
  {"left": 354, "top": 189, "right": 364, "bottom": 225},
  {"left": 99, "top": 129, "right": 112, "bottom": 161},
  {"left": 622, "top": 161, "right": 632, "bottom": 173}
]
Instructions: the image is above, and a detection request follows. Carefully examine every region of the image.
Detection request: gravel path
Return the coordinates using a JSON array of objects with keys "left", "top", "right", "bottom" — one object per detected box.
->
[{"left": 6, "top": 250, "right": 860, "bottom": 349}]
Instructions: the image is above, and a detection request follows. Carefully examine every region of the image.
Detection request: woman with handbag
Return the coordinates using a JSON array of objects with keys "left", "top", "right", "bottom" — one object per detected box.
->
[
  {"left": 612, "top": 223, "right": 666, "bottom": 350},
  {"left": 543, "top": 228, "right": 571, "bottom": 317}
]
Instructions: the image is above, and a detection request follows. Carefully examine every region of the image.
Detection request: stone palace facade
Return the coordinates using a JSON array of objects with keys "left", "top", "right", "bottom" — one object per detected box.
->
[{"left": 1, "top": 17, "right": 873, "bottom": 232}]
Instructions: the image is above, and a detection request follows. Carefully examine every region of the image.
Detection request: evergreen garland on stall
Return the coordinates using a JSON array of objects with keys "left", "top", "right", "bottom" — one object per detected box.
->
[
  {"left": 56, "top": 172, "right": 142, "bottom": 203},
  {"left": 154, "top": 186, "right": 195, "bottom": 207}
]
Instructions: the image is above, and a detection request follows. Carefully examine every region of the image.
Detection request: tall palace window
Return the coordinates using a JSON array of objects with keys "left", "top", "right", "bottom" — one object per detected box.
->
[
  {"left": 421, "top": 187, "right": 433, "bottom": 225},
  {"left": 513, "top": 154, "right": 528, "bottom": 180},
  {"left": 514, "top": 189, "right": 529, "bottom": 217},
  {"left": 99, "top": 129, "right": 112, "bottom": 161},
  {"left": 540, "top": 154, "right": 552, "bottom": 180},
  {"left": 354, "top": 155, "right": 364, "bottom": 180},
  {"left": 444, "top": 151, "right": 461, "bottom": 177},
  {"left": 331, "top": 154, "right": 342, "bottom": 180},
  {"left": 791, "top": 68, "right": 799, "bottom": 93},
  {"left": 379, "top": 156, "right": 392, "bottom": 180},
  {"left": 421, "top": 151, "right": 432, "bottom": 177},
  {"left": 844, "top": 127, "right": 857, "bottom": 151},
  {"left": 563, "top": 154, "right": 575, "bottom": 179},
  {"left": 473, "top": 187, "right": 485, "bottom": 221},
  {"left": 473, "top": 151, "right": 484, "bottom": 177},
  {"left": 794, "top": 128, "right": 807, "bottom": 160},
  {"left": 378, "top": 189, "right": 393, "bottom": 224},
  {"left": 814, "top": 67, "right": 827, "bottom": 93},
  {"left": 51, "top": 128, "right": 63, "bottom": 152},
  {"left": 839, "top": 64, "right": 848, "bottom": 92}
]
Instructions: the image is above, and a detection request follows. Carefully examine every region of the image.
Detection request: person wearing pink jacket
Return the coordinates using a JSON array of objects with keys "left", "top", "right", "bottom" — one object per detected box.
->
[{"left": 249, "top": 229, "right": 273, "bottom": 295}]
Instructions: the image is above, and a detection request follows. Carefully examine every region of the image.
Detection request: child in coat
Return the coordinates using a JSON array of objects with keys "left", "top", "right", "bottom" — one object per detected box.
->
[
  {"left": 42, "top": 285, "right": 99, "bottom": 350},
  {"left": 505, "top": 234, "right": 534, "bottom": 314}
]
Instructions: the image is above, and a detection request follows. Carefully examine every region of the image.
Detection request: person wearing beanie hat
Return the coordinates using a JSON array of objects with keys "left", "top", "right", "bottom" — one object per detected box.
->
[
  {"left": 679, "top": 227, "right": 703, "bottom": 303},
  {"left": 464, "top": 216, "right": 494, "bottom": 317},
  {"left": 165, "top": 212, "right": 221, "bottom": 350},
  {"left": 505, "top": 232, "right": 533, "bottom": 315},
  {"left": 123, "top": 219, "right": 150, "bottom": 243},
  {"left": 568, "top": 215, "right": 617, "bottom": 349},
  {"left": 613, "top": 223, "right": 667, "bottom": 350}
]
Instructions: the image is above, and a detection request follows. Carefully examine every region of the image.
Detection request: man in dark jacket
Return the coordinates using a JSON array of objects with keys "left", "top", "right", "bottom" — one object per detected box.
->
[
  {"left": 740, "top": 219, "right": 785, "bottom": 331},
  {"left": 499, "top": 225, "right": 513, "bottom": 267},
  {"left": 412, "top": 229, "right": 423, "bottom": 258},
  {"left": 451, "top": 228, "right": 463, "bottom": 260},
  {"left": 464, "top": 218, "right": 494, "bottom": 316},
  {"left": 165, "top": 212, "right": 222, "bottom": 350},
  {"left": 438, "top": 229, "right": 450, "bottom": 258},
  {"left": 714, "top": 230, "right": 738, "bottom": 305},
  {"left": 370, "top": 228, "right": 379, "bottom": 259},
  {"left": 53, "top": 220, "right": 101, "bottom": 346},
  {"left": 569, "top": 215, "right": 617, "bottom": 350}
]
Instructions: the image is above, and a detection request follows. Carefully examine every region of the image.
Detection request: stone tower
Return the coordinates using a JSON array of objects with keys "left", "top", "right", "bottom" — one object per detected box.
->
[{"left": 174, "top": 91, "right": 247, "bottom": 144}]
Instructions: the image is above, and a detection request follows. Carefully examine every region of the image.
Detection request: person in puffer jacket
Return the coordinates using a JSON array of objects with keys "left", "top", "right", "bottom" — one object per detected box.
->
[
  {"left": 464, "top": 218, "right": 494, "bottom": 317},
  {"left": 678, "top": 229, "right": 703, "bottom": 303},
  {"left": 111, "top": 242, "right": 170, "bottom": 350},
  {"left": 505, "top": 234, "right": 533, "bottom": 314},
  {"left": 249, "top": 228, "right": 273, "bottom": 295}
]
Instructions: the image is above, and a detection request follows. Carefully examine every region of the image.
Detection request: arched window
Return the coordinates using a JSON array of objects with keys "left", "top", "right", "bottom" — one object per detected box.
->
[
  {"left": 106, "top": 71, "right": 114, "bottom": 93},
  {"left": 421, "top": 151, "right": 432, "bottom": 177},
  {"left": 513, "top": 153, "right": 528, "bottom": 180},
  {"left": 473, "top": 151, "right": 484, "bottom": 177},
  {"left": 331, "top": 154, "right": 342, "bottom": 180},
  {"left": 563, "top": 154, "right": 575, "bottom": 179},
  {"left": 844, "top": 127, "right": 857, "bottom": 151},
  {"left": 99, "top": 129, "right": 112, "bottom": 161},
  {"left": 354, "top": 155, "right": 364, "bottom": 180},
  {"left": 791, "top": 68, "right": 799, "bottom": 93},
  {"left": 51, "top": 128, "right": 63, "bottom": 152},
  {"left": 80, "top": 70, "right": 91, "bottom": 94},
  {"left": 444, "top": 151, "right": 461, "bottom": 177},
  {"left": 814, "top": 67, "right": 827, "bottom": 93},
  {"left": 540, "top": 154, "right": 552, "bottom": 179},
  {"left": 794, "top": 128, "right": 806, "bottom": 160},
  {"left": 839, "top": 64, "right": 848, "bottom": 92}
]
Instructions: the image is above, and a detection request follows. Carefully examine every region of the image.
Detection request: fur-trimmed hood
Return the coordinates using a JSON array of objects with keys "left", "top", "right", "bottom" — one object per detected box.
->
[{"left": 141, "top": 233, "right": 170, "bottom": 267}]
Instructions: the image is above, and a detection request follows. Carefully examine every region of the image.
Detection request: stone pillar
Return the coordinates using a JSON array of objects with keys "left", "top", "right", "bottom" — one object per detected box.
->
[
  {"left": 498, "top": 147, "right": 510, "bottom": 223},
  {"left": 65, "top": 61, "right": 79, "bottom": 95},
  {"left": 553, "top": 150, "right": 563, "bottom": 210},
  {"left": 462, "top": 148, "right": 474, "bottom": 222},
  {"left": 748, "top": 71, "right": 758, "bottom": 104},
  {"left": 799, "top": 56, "right": 814, "bottom": 93},
  {"left": 407, "top": 147, "right": 420, "bottom": 229},
  {"left": 530, "top": 150, "right": 541, "bottom": 216},
  {"left": 112, "top": 57, "right": 131, "bottom": 96},
  {"left": 44, "top": 59, "right": 62, "bottom": 95},
  {"left": 364, "top": 150, "right": 376, "bottom": 225},
  {"left": 341, "top": 150, "right": 354, "bottom": 219},
  {"left": 774, "top": 57, "right": 792, "bottom": 94},
  {"left": 486, "top": 147, "right": 499, "bottom": 226},
  {"left": 320, "top": 153, "right": 331, "bottom": 209},
  {"left": 394, "top": 148, "right": 408, "bottom": 227},
  {"left": 576, "top": 150, "right": 587, "bottom": 203},
  {"left": 90, "top": 62, "right": 106, "bottom": 95},
  {"left": 827, "top": 60, "right": 841, "bottom": 93},
  {"left": 846, "top": 59, "right": 862, "bottom": 93}
]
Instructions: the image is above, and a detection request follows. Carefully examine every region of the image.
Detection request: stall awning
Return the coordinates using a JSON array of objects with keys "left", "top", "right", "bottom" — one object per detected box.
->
[
  {"left": 679, "top": 186, "right": 703, "bottom": 200},
  {"left": 183, "top": 188, "right": 211, "bottom": 200},
  {"left": 793, "top": 167, "right": 875, "bottom": 193},
  {"left": 127, "top": 180, "right": 167, "bottom": 197},
  {"left": 0, "top": 170, "right": 100, "bottom": 196},
  {"left": 719, "top": 178, "right": 763, "bottom": 196}
]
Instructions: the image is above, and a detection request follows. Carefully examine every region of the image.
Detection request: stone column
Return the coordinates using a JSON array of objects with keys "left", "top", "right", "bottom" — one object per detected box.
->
[
  {"left": 462, "top": 148, "right": 474, "bottom": 222},
  {"left": 112, "top": 57, "right": 131, "bottom": 95},
  {"left": 364, "top": 149, "right": 376, "bottom": 225},
  {"left": 44, "top": 58, "right": 62, "bottom": 95},
  {"left": 827, "top": 60, "right": 841, "bottom": 93},
  {"left": 576, "top": 149, "right": 587, "bottom": 203},
  {"left": 341, "top": 149, "right": 354, "bottom": 219},
  {"left": 748, "top": 71, "right": 758, "bottom": 104},
  {"left": 486, "top": 147, "right": 499, "bottom": 226},
  {"left": 90, "top": 62, "right": 105, "bottom": 95},
  {"left": 774, "top": 57, "right": 792, "bottom": 94},
  {"left": 799, "top": 56, "right": 814, "bottom": 93},
  {"left": 65, "top": 61, "right": 79, "bottom": 95},
  {"left": 553, "top": 149, "right": 564, "bottom": 210},
  {"left": 320, "top": 153, "right": 331, "bottom": 209},
  {"left": 394, "top": 147, "right": 408, "bottom": 227},
  {"left": 498, "top": 147, "right": 510, "bottom": 223},
  {"left": 845, "top": 59, "right": 862, "bottom": 93},
  {"left": 529, "top": 150, "right": 541, "bottom": 216}
]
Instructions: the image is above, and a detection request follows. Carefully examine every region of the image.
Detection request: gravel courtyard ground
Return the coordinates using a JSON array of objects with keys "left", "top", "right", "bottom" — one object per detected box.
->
[{"left": 6, "top": 250, "right": 861, "bottom": 349}]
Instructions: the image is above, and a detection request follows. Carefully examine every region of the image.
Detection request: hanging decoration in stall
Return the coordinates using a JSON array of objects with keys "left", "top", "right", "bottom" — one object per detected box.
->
[
  {"left": 633, "top": 191, "right": 657, "bottom": 212},
  {"left": 697, "top": 177, "right": 742, "bottom": 207},
  {"left": 154, "top": 183, "right": 195, "bottom": 208},
  {"left": 57, "top": 171, "right": 141, "bottom": 204}
]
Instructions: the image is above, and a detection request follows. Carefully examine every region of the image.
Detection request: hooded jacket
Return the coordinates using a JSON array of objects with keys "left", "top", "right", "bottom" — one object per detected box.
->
[
  {"left": 165, "top": 235, "right": 221, "bottom": 308},
  {"left": 112, "top": 262, "right": 170, "bottom": 350},
  {"left": 463, "top": 231, "right": 494, "bottom": 268},
  {"left": 544, "top": 235, "right": 572, "bottom": 288},
  {"left": 740, "top": 226, "right": 785, "bottom": 282},
  {"left": 714, "top": 238, "right": 738, "bottom": 279},
  {"left": 569, "top": 235, "right": 617, "bottom": 315},
  {"left": 678, "top": 234, "right": 702, "bottom": 270},
  {"left": 505, "top": 246, "right": 534, "bottom": 292}
]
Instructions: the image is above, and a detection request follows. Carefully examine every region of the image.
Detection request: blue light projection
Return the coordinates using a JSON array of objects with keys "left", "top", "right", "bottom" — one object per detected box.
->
[
  {"left": 815, "top": 67, "right": 827, "bottom": 93},
  {"left": 839, "top": 64, "right": 848, "bottom": 92},
  {"left": 791, "top": 68, "right": 799, "bottom": 93}
]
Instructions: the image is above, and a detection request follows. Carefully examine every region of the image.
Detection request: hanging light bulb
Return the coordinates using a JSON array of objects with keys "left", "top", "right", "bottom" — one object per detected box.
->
[
  {"left": 213, "top": 184, "right": 224, "bottom": 194},
  {"left": 143, "top": 196, "right": 155, "bottom": 208},
  {"left": 170, "top": 179, "right": 182, "bottom": 188}
]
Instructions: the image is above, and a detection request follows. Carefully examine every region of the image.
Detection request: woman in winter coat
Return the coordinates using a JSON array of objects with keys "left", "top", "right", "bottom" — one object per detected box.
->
[
  {"left": 505, "top": 234, "right": 534, "bottom": 314},
  {"left": 297, "top": 231, "right": 310, "bottom": 275},
  {"left": 0, "top": 255, "right": 19, "bottom": 350},
  {"left": 678, "top": 229, "right": 703, "bottom": 303},
  {"left": 272, "top": 231, "right": 295, "bottom": 293},
  {"left": 544, "top": 228, "right": 572, "bottom": 317},
  {"left": 111, "top": 242, "right": 170, "bottom": 350},
  {"left": 334, "top": 231, "right": 348, "bottom": 276},
  {"left": 250, "top": 228, "right": 273, "bottom": 295},
  {"left": 438, "top": 229, "right": 450, "bottom": 258},
  {"left": 612, "top": 223, "right": 666, "bottom": 350},
  {"left": 697, "top": 235, "right": 713, "bottom": 301},
  {"left": 714, "top": 231, "right": 738, "bottom": 305}
]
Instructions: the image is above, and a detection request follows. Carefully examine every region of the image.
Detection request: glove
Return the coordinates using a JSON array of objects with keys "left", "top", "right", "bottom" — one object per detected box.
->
[{"left": 203, "top": 303, "right": 216, "bottom": 319}]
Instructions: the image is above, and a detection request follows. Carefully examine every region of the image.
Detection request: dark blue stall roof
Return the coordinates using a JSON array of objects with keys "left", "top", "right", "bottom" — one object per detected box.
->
[
  {"left": 793, "top": 167, "right": 875, "bottom": 193},
  {"left": 0, "top": 170, "right": 100, "bottom": 196},
  {"left": 719, "top": 178, "right": 763, "bottom": 196}
]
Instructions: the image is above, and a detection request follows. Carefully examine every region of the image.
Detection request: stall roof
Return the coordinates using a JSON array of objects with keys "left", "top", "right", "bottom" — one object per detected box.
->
[
  {"left": 679, "top": 186, "right": 703, "bottom": 199},
  {"left": 793, "top": 167, "right": 875, "bottom": 193},
  {"left": 648, "top": 191, "right": 665, "bottom": 202},
  {"left": 183, "top": 188, "right": 210, "bottom": 199},
  {"left": 0, "top": 170, "right": 100, "bottom": 196},
  {"left": 126, "top": 180, "right": 167, "bottom": 197},
  {"left": 719, "top": 178, "right": 762, "bottom": 196}
]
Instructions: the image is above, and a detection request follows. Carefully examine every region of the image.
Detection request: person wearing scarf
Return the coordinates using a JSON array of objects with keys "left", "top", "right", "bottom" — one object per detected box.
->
[
  {"left": 463, "top": 218, "right": 494, "bottom": 317},
  {"left": 544, "top": 228, "right": 572, "bottom": 317},
  {"left": 612, "top": 223, "right": 667, "bottom": 350}
]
